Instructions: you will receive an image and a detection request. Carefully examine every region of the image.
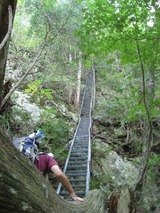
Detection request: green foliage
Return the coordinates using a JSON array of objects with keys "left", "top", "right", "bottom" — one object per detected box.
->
[
  {"left": 25, "top": 80, "right": 41, "bottom": 94},
  {"left": 94, "top": 52, "right": 160, "bottom": 123},
  {"left": 12, "top": 0, "right": 40, "bottom": 48},
  {"left": 78, "top": 0, "right": 156, "bottom": 57},
  {"left": 95, "top": 64, "right": 144, "bottom": 122},
  {"left": 0, "top": 114, "right": 13, "bottom": 133},
  {"left": 39, "top": 108, "right": 70, "bottom": 149},
  {"left": 0, "top": 106, "right": 32, "bottom": 136},
  {"left": 40, "top": 88, "right": 53, "bottom": 99},
  {"left": 124, "top": 104, "right": 146, "bottom": 122},
  {"left": 91, "top": 150, "right": 114, "bottom": 194},
  {"left": 90, "top": 172, "right": 112, "bottom": 191},
  {"left": 147, "top": 153, "right": 160, "bottom": 168},
  {"left": 24, "top": 80, "right": 53, "bottom": 105},
  {"left": 77, "top": 0, "right": 160, "bottom": 125},
  {"left": 41, "top": 0, "right": 56, "bottom": 9}
]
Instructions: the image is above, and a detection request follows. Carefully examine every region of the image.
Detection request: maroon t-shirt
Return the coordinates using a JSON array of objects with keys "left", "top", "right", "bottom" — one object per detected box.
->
[{"left": 34, "top": 154, "right": 58, "bottom": 173}]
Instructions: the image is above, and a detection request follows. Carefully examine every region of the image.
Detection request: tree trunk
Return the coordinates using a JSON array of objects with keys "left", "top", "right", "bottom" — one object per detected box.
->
[
  {"left": 0, "top": 0, "right": 17, "bottom": 101},
  {"left": 66, "top": 43, "right": 73, "bottom": 104},
  {"left": 148, "top": 69, "right": 155, "bottom": 99},
  {"left": 74, "top": 52, "right": 82, "bottom": 108},
  {"left": 133, "top": 42, "right": 153, "bottom": 192},
  {"left": 108, "top": 187, "right": 136, "bottom": 213},
  {"left": 0, "top": 130, "right": 108, "bottom": 213}
]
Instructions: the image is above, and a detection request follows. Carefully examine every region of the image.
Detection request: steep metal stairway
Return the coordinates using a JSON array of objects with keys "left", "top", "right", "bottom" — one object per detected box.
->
[{"left": 56, "top": 68, "right": 95, "bottom": 199}]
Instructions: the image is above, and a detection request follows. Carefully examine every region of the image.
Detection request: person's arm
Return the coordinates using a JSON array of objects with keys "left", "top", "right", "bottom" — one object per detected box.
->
[{"left": 51, "top": 165, "right": 84, "bottom": 202}]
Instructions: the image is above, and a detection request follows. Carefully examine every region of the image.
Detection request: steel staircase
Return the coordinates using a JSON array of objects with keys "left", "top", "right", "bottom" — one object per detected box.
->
[{"left": 56, "top": 68, "right": 95, "bottom": 199}]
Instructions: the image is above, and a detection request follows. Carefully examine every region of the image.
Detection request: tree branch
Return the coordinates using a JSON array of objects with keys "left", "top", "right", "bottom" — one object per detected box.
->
[
  {"left": 0, "top": 42, "right": 47, "bottom": 111},
  {"left": 133, "top": 41, "right": 153, "bottom": 191}
]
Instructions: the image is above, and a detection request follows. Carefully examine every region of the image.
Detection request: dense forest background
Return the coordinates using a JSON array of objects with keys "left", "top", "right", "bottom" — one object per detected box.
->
[{"left": 0, "top": 0, "right": 160, "bottom": 212}]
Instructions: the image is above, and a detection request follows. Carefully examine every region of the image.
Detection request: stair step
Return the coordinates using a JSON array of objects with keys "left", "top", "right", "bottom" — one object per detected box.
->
[
  {"left": 74, "top": 146, "right": 88, "bottom": 149},
  {"left": 66, "top": 170, "right": 87, "bottom": 174},
  {"left": 72, "top": 143, "right": 88, "bottom": 146},
  {"left": 70, "top": 153, "right": 88, "bottom": 157},
  {"left": 71, "top": 149, "right": 88, "bottom": 154},
  {"left": 66, "top": 172, "right": 86, "bottom": 177},
  {"left": 60, "top": 191, "right": 85, "bottom": 195},
  {"left": 60, "top": 185, "right": 86, "bottom": 191},
  {"left": 69, "top": 157, "right": 87, "bottom": 160},
  {"left": 68, "top": 161, "right": 87, "bottom": 165},
  {"left": 72, "top": 185, "right": 86, "bottom": 188},
  {"left": 67, "top": 165, "right": 87, "bottom": 169},
  {"left": 69, "top": 156, "right": 88, "bottom": 160},
  {"left": 66, "top": 168, "right": 87, "bottom": 172},
  {"left": 69, "top": 179, "right": 86, "bottom": 182}
]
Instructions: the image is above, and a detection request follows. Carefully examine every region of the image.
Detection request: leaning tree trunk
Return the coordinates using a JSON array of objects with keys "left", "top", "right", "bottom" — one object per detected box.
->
[
  {"left": 0, "top": 0, "right": 17, "bottom": 101},
  {"left": 0, "top": 130, "right": 109, "bottom": 213}
]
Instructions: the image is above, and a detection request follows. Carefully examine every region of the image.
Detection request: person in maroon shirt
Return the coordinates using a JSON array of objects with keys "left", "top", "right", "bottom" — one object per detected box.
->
[{"left": 34, "top": 153, "right": 84, "bottom": 202}]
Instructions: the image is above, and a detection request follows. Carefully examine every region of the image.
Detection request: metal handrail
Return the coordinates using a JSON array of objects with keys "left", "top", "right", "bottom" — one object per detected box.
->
[{"left": 56, "top": 117, "right": 82, "bottom": 194}]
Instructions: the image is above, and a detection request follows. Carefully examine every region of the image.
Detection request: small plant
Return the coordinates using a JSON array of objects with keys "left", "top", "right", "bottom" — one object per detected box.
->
[{"left": 24, "top": 80, "right": 53, "bottom": 105}]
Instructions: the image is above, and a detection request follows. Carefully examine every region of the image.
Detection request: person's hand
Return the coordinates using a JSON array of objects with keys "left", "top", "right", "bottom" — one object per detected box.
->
[
  {"left": 72, "top": 196, "right": 84, "bottom": 202},
  {"left": 70, "top": 192, "right": 84, "bottom": 202}
]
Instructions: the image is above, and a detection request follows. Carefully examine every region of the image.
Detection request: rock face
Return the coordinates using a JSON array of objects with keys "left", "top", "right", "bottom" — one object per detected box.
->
[
  {"left": 93, "top": 141, "right": 139, "bottom": 188},
  {"left": 13, "top": 91, "right": 78, "bottom": 124},
  {"left": 14, "top": 91, "right": 42, "bottom": 122},
  {"left": 102, "top": 150, "right": 139, "bottom": 187}
]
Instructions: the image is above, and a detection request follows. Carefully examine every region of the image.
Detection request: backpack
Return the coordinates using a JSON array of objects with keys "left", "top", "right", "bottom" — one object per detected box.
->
[
  {"left": 13, "top": 130, "right": 45, "bottom": 162},
  {"left": 19, "top": 136, "right": 38, "bottom": 162}
]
